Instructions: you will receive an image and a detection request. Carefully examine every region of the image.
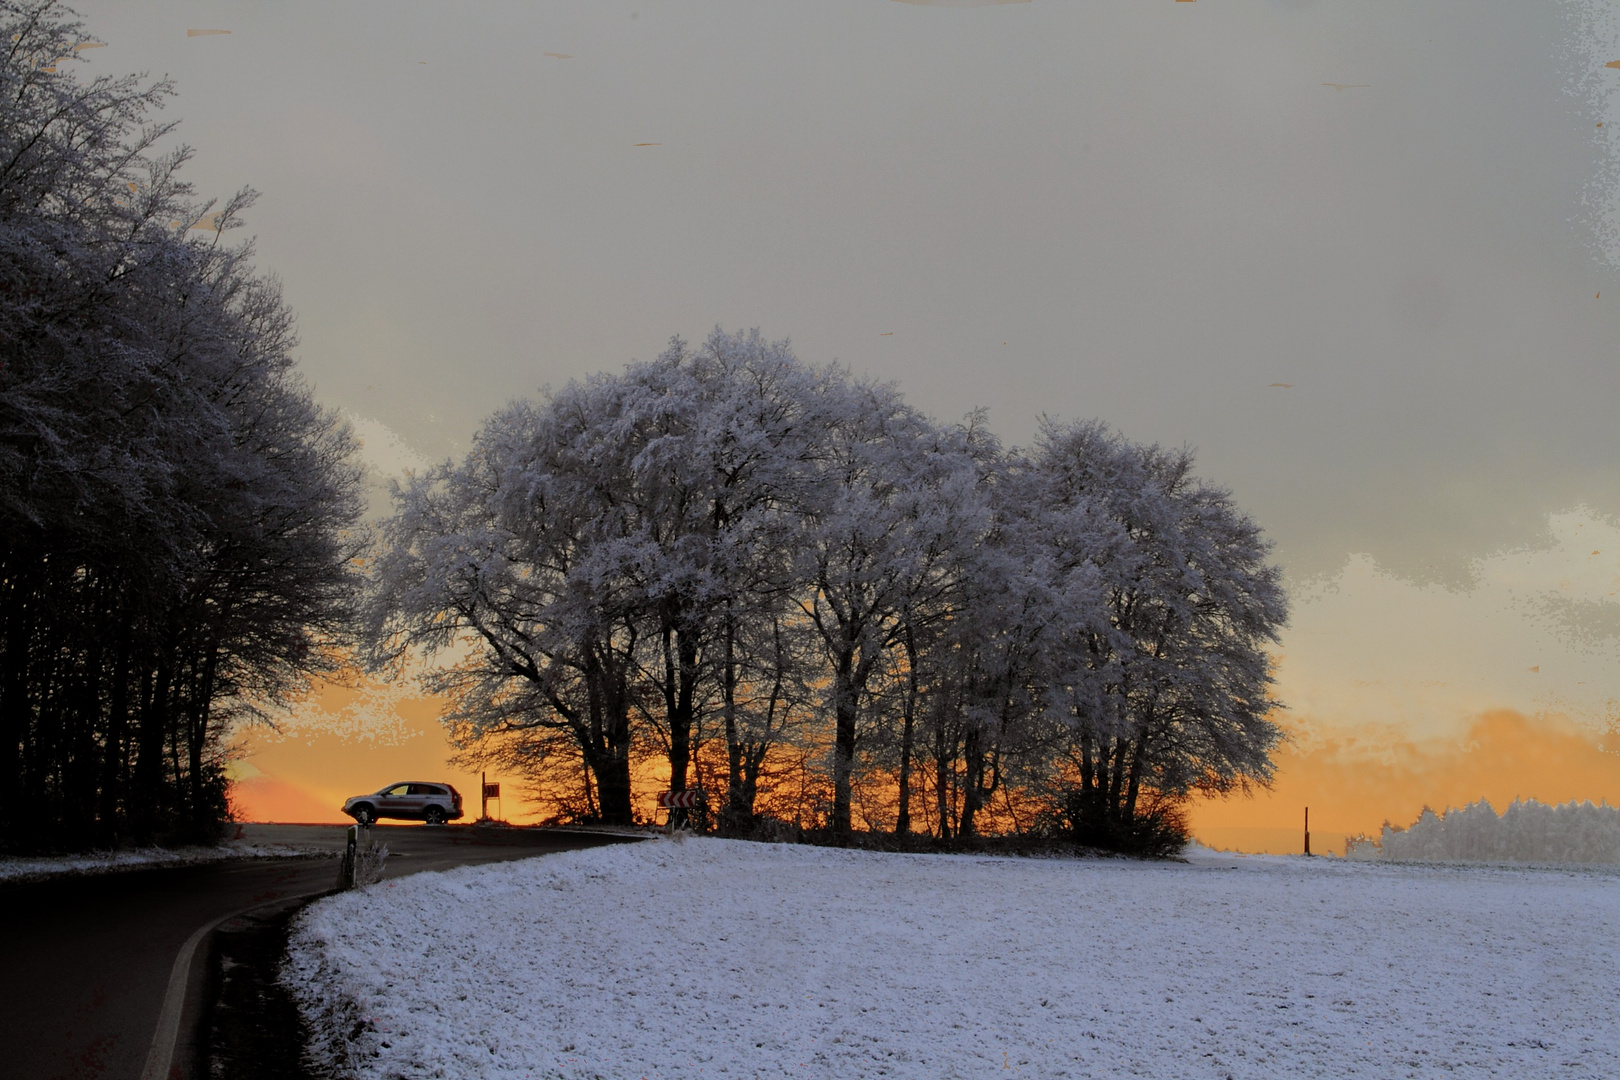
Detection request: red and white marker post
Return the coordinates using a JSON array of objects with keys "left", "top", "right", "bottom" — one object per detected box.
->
[
  {"left": 481, "top": 771, "right": 501, "bottom": 822},
  {"left": 657, "top": 789, "right": 701, "bottom": 834}
]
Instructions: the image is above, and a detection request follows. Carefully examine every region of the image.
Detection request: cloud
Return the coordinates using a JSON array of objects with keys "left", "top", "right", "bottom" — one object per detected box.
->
[
  {"left": 232, "top": 670, "right": 489, "bottom": 824},
  {"left": 1279, "top": 507, "right": 1620, "bottom": 740},
  {"left": 1196, "top": 505, "right": 1620, "bottom": 852},
  {"left": 1523, "top": 593, "right": 1620, "bottom": 651},
  {"left": 1563, "top": 2, "right": 1620, "bottom": 268},
  {"left": 344, "top": 411, "right": 435, "bottom": 479},
  {"left": 252, "top": 644, "right": 481, "bottom": 750}
]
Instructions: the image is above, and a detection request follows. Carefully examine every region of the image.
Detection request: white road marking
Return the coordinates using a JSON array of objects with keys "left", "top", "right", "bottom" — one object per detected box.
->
[{"left": 140, "top": 888, "right": 328, "bottom": 1080}]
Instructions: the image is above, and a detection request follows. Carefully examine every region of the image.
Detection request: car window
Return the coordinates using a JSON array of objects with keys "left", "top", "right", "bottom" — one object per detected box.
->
[
  {"left": 383, "top": 783, "right": 410, "bottom": 796},
  {"left": 408, "top": 783, "right": 436, "bottom": 795}
]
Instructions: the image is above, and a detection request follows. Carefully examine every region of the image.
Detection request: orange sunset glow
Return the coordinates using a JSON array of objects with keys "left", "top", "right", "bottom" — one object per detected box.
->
[
  {"left": 234, "top": 669, "right": 1620, "bottom": 852},
  {"left": 1190, "top": 708, "right": 1620, "bottom": 855},
  {"left": 45, "top": 1, "right": 1613, "bottom": 858},
  {"left": 229, "top": 679, "right": 497, "bottom": 826},
  {"left": 15, "top": 5, "right": 1620, "bottom": 1078}
]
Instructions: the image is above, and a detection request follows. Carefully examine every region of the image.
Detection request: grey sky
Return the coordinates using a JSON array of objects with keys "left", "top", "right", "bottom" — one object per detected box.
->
[{"left": 72, "top": 0, "right": 1620, "bottom": 587}]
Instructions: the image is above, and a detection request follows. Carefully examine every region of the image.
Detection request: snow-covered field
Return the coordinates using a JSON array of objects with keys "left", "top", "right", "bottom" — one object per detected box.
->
[
  {"left": 0, "top": 837, "right": 328, "bottom": 883},
  {"left": 284, "top": 838, "right": 1619, "bottom": 1080}
]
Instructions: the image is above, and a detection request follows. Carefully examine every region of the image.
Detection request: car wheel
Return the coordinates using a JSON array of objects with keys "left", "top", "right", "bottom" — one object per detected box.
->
[
  {"left": 425, "top": 806, "right": 446, "bottom": 826},
  {"left": 353, "top": 804, "right": 376, "bottom": 826}
]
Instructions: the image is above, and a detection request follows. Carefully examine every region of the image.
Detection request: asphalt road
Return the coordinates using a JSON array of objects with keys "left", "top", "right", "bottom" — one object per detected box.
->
[{"left": 1, "top": 823, "right": 641, "bottom": 1080}]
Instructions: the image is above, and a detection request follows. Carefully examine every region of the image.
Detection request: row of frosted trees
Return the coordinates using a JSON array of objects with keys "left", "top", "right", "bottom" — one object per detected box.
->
[
  {"left": 1, "top": 0, "right": 1285, "bottom": 852},
  {"left": 369, "top": 330, "right": 1289, "bottom": 846},
  {"left": 0, "top": 4, "right": 364, "bottom": 851}
]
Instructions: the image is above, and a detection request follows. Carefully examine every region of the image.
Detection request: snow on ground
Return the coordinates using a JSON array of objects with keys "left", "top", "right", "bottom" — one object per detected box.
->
[
  {"left": 284, "top": 838, "right": 1619, "bottom": 1080},
  {"left": 0, "top": 837, "right": 329, "bottom": 883}
]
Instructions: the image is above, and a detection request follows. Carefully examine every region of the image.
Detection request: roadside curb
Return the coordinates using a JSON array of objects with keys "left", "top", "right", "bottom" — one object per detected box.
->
[{"left": 141, "top": 886, "right": 334, "bottom": 1080}]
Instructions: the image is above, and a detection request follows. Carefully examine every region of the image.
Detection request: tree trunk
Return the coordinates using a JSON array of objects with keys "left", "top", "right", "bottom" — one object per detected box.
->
[
  {"left": 592, "top": 748, "right": 634, "bottom": 825},
  {"left": 830, "top": 647, "right": 858, "bottom": 835},
  {"left": 584, "top": 636, "right": 636, "bottom": 826},
  {"left": 661, "top": 622, "right": 687, "bottom": 825},
  {"left": 933, "top": 712, "right": 954, "bottom": 840},
  {"left": 0, "top": 561, "right": 35, "bottom": 840},
  {"left": 187, "top": 644, "right": 220, "bottom": 838},
  {"left": 722, "top": 613, "right": 745, "bottom": 820},
  {"left": 580, "top": 752, "right": 598, "bottom": 819},
  {"left": 663, "top": 619, "right": 700, "bottom": 826},
  {"left": 740, "top": 742, "right": 766, "bottom": 815},
  {"left": 1124, "top": 734, "right": 1147, "bottom": 821},
  {"left": 132, "top": 640, "right": 174, "bottom": 842},
  {"left": 66, "top": 599, "right": 105, "bottom": 837},
  {"left": 1106, "top": 737, "right": 1130, "bottom": 823},
  {"left": 98, "top": 618, "right": 133, "bottom": 844},
  {"left": 895, "top": 624, "right": 918, "bottom": 836},
  {"left": 1078, "top": 729, "right": 1095, "bottom": 794},
  {"left": 1074, "top": 729, "right": 1110, "bottom": 839},
  {"left": 960, "top": 725, "right": 987, "bottom": 839}
]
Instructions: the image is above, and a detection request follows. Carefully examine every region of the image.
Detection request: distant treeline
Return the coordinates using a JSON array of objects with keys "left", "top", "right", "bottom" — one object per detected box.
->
[
  {"left": 369, "top": 329, "right": 1290, "bottom": 849},
  {"left": 1350, "top": 799, "right": 1620, "bottom": 865},
  {"left": 0, "top": 3, "right": 363, "bottom": 852}
]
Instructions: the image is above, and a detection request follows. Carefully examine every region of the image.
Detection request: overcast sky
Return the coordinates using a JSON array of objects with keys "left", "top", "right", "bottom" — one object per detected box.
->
[{"left": 68, "top": 2, "right": 1620, "bottom": 818}]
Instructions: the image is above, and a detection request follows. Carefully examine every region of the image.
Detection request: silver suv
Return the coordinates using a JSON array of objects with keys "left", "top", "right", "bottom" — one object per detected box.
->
[{"left": 342, "top": 781, "right": 464, "bottom": 826}]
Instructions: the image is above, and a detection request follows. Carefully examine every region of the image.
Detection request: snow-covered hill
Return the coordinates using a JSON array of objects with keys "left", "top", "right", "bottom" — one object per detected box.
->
[{"left": 284, "top": 838, "right": 1618, "bottom": 1079}]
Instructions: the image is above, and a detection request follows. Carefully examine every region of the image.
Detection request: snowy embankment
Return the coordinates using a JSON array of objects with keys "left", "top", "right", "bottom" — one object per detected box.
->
[
  {"left": 284, "top": 838, "right": 1619, "bottom": 1080},
  {"left": 1348, "top": 799, "right": 1620, "bottom": 865},
  {"left": 0, "top": 837, "right": 326, "bottom": 883}
]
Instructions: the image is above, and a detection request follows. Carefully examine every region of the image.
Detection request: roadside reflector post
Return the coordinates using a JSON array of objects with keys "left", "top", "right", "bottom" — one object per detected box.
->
[
  {"left": 341, "top": 824, "right": 358, "bottom": 889},
  {"left": 1304, "top": 806, "right": 1311, "bottom": 857}
]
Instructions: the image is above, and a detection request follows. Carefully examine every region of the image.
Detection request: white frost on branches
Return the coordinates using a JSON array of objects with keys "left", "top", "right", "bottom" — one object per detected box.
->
[{"left": 363, "top": 328, "right": 1288, "bottom": 834}]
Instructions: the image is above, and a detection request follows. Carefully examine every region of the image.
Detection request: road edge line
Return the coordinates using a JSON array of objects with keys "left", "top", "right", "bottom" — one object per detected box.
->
[{"left": 139, "top": 888, "right": 330, "bottom": 1080}]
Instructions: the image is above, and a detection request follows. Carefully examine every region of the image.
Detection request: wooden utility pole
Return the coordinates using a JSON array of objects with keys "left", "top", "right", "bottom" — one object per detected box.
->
[{"left": 1304, "top": 806, "right": 1312, "bottom": 856}]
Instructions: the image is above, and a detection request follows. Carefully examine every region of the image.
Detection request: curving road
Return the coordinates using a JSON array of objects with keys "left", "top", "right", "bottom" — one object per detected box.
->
[{"left": 1, "top": 823, "right": 640, "bottom": 1080}]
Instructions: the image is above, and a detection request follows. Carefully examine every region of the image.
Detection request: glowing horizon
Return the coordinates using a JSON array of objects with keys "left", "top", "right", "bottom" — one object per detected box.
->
[{"left": 65, "top": 1, "right": 1620, "bottom": 846}]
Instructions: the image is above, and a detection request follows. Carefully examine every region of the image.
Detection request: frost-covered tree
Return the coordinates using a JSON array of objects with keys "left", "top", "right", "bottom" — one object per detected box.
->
[
  {"left": 367, "top": 389, "right": 644, "bottom": 824},
  {"left": 1030, "top": 421, "right": 1287, "bottom": 847},
  {"left": 597, "top": 331, "right": 824, "bottom": 823},
  {"left": 791, "top": 383, "right": 985, "bottom": 835},
  {"left": 368, "top": 330, "right": 834, "bottom": 826},
  {"left": 663, "top": 331, "right": 824, "bottom": 827},
  {"left": 370, "top": 326, "right": 1286, "bottom": 848},
  {"left": 0, "top": 1, "right": 365, "bottom": 849},
  {"left": 927, "top": 449, "right": 1070, "bottom": 838}
]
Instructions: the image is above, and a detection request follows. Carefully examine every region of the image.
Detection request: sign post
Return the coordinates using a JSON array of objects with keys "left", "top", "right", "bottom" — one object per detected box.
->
[
  {"left": 480, "top": 772, "right": 502, "bottom": 823},
  {"left": 1304, "top": 806, "right": 1312, "bottom": 856}
]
